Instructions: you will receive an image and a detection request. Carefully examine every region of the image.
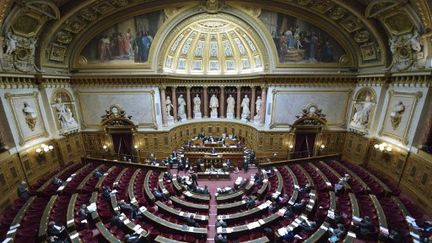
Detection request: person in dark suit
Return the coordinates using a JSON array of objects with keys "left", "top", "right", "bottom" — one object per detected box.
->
[
  {"left": 354, "top": 216, "right": 374, "bottom": 238},
  {"left": 102, "top": 186, "right": 112, "bottom": 200},
  {"left": 17, "top": 181, "right": 30, "bottom": 201},
  {"left": 78, "top": 204, "right": 90, "bottom": 221},
  {"left": 110, "top": 211, "right": 123, "bottom": 227},
  {"left": 47, "top": 221, "right": 68, "bottom": 240},
  {"left": 216, "top": 219, "right": 227, "bottom": 228},
  {"left": 214, "top": 234, "right": 228, "bottom": 243},
  {"left": 94, "top": 169, "right": 103, "bottom": 179},
  {"left": 292, "top": 199, "right": 307, "bottom": 212},
  {"left": 152, "top": 187, "right": 167, "bottom": 200},
  {"left": 299, "top": 183, "right": 312, "bottom": 194},
  {"left": 124, "top": 233, "right": 141, "bottom": 243},
  {"left": 119, "top": 200, "right": 140, "bottom": 219},
  {"left": 185, "top": 215, "right": 198, "bottom": 227},
  {"left": 52, "top": 177, "right": 63, "bottom": 187},
  {"left": 191, "top": 172, "right": 198, "bottom": 186}
]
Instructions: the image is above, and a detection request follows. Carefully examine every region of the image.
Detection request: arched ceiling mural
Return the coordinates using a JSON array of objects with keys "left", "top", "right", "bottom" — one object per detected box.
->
[{"left": 0, "top": 0, "right": 431, "bottom": 75}]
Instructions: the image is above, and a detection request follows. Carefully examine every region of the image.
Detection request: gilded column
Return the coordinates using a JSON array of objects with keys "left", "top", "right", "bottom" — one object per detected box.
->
[
  {"left": 203, "top": 86, "right": 208, "bottom": 118},
  {"left": 160, "top": 86, "right": 167, "bottom": 126},
  {"left": 260, "top": 85, "right": 267, "bottom": 125},
  {"left": 220, "top": 86, "right": 225, "bottom": 118},
  {"left": 250, "top": 86, "right": 256, "bottom": 119},
  {"left": 236, "top": 86, "right": 241, "bottom": 119},
  {"left": 172, "top": 86, "right": 177, "bottom": 121},
  {"left": 186, "top": 86, "right": 192, "bottom": 119}
]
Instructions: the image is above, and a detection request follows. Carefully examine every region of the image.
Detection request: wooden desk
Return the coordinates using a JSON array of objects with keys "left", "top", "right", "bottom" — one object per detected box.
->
[
  {"left": 36, "top": 163, "right": 76, "bottom": 194},
  {"left": 77, "top": 165, "right": 103, "bottom": 192},
  {"left": 332, "top": 161, "right": 369, "bottom": 191},
  {"left": 217, "top": 199, "right": 249, "bottom": 214},
  {"left": 82, "top": 156, "right": 167, "bottom": 171},
  {"left": 144, "top": 170, "right": 156, "bottom": 202},
  {"left": 170, "top": 196, "right": 209, "bottom": 212},
  {"left": 296, "top": 164, "right": 315, "bottom": 188},
  {"left": 217, "top": 200, "right": 272, "bottom": 223},
  {"left": 128, "top": 169, "right": 141, "bottom": 204},
  {"left": 4, "top": 196, "right": 36, "bottom": 241},
  {"left": 88, "top": 192, "right": 121, "bottom": 243},
  {"left": 319, "top": 161, "right": 343, "bottom": 182},
  {"left": 182, "top": 190, "right": 210, "bottom": 203},
  {"left": 286, "top": 166, "right": 299, "bottom": 188},
  {"left": 66, "top": 193, "right": 78, "bottom": 230},
  {"left": 257, "top": 172, "right": 269, "bottom": 197},
  {"left": 95, "top": 166, "right": 116, "bottom": 191},
  {"left": 343, "top": 193, "right": 359, "bottom": 243},
  {"left": 113, "top": 168, "right": 128, "bottom": 188},
  {"left": 308, "top": 163, "right": 332, "bottom": 188},
  {"left": 216, "top": 190, "right": 244, "bottom": 203},
  {"left": 275, "top": 214, "right": 309, "bottom": 238},
  {"left": 197, "top": 170, "right": 230, "bottom": 179},
  {"left": 155, "top": 201, "right": 208, "bottom": 222},
  {"left": 370, "top": 194, "right": 388, "bottom": 236},
  {"left": 155, "top": 235, "right": 188, "bottom": 243},
  {"left": 392, "top": 196, "right": 422, "bottom": 242},
  {"left": 38, "top": 195, "right": 58, "bottom": 240},
  {"left": 271, "top": 169, "right": 283, "bottom": 199},
  {"left": 158, "top": 173, "right": 170, "bottom": 195},
  {"left": 57, "top": 164, "right": 90, "bottom": 193},
  {"left": 239, "top": 236, "right": 270, "bottom": 243},
  {"left": 305, "top": 190, "right": 316, "bottom": 214},
  {"left": 139, "top": 206, "right": 207, "bottom": 236},
  {"left": 172, "top": 176, "right": 184, "bottom": 193},
  {"left": 304, "top": 222, "right": 330, "bottom": 243}
]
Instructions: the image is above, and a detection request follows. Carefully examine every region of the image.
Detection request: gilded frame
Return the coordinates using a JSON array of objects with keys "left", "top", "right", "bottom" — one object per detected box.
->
[
  {"left": 379, "top": 90, "right": 423, "bottom": 144},
  {"left": 4, "top": 92, "right": 48, "bottom": 145}
]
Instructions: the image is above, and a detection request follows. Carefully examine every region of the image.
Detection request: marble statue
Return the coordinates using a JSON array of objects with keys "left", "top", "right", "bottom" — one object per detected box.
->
[
  {"left": 350, "top": 94, "right": 373, "bottom": 130},
  {"left": 54, "top": 97, "right": 78, "bottom": 129},
  {"left": 241, "top": 95, "right": 250, "bottom": 121},
  {"left": 390, "top": 101, "right": 405, "bottom": 129},
  {"left": 226, "top": 94, "right": 235, "bottom": 119},
  {"left": 177, "top": 94, "right": 187, "bottom": 121},
  {"left": 254, "top": 96, "right": 262, "bottom": 121},
  {"left": 5, "top": 32, "right": 17, "bottom": 55},
  {"left": 166, "top": 96, "right": 174, "bottom": 121},
  {"left": 22, "top": 102, "right": 37, "bottom": 131},
  {"left": 209, "top": 94, "right": 219, "bottom": 118},
  {"left": 193, "top": 94, "right": 202, "bottom": 119}
]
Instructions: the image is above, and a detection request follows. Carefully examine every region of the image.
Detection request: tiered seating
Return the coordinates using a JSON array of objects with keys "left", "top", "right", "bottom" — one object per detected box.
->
[{"left": 326, "top": 160, "right": 370, "bottom": 193}]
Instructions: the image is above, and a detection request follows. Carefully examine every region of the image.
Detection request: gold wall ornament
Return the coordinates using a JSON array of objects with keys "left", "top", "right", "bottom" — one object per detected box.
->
[
  {"left": 22, "top": 102, "right": 38, "bottom": 131},
  {"left": 390, "top": 101, "right": 405, "bottom": 130},
  {"left": 388, "top": 31, "right": 423, "bottom": 71},
  {"left": 204, "top": 0, "right": 223, "bottom": 13}
]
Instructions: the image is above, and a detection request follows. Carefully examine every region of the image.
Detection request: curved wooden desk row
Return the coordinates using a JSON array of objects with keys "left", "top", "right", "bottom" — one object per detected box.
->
[
  {"left": 82, "top": 156, "right": 167, "bottom": 171},
  {"left": 2, "top": 196, "right": 36, "bottom": 242},
  {"left": 217, "top": 200, "right": 273, "bottom": 222},
  {"left": 169, "top": 196, "right": 209, "bottom": 211},
  {"left": 36, "top": 163, "right": 78, "bottom": 194},
  {"left": 216, "top": 189, "right": 244, "bottom": 203},
  {"left": 155, "top": 201, "right": 208, "bottom": 222},
  {"left": 330, "top": 161, "right": 370, "bottom": 192},
  {"left": 317, "top": 161, "right": 349, "bottom": 189},
  {"left": 144, "top": 170, "right": 156, "bottom": 202},
  {"left": 295, "top": 164, "right": 314, "bottom": 188},
  {"left": 138, "top": 206, "right": 207, "bottom": 235},
  {"left": 216, "top": 197, "right": 255, "bottom": 214}
]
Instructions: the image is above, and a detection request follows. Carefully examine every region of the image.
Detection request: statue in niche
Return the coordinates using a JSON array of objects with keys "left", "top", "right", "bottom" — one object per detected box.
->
[
  {"left": 22, "top": 102, "right": 37, "bottom": 131},
  {"left": 209, "top": 94, "right": 219, "bottom": 118},
  {"left": 165, "top": 96, "right": 174, "bottom": 119},
  {"left": 226, "top": 94, "right": 235, "bottom": 119},
  {"left": 193, "top": 94, "right": 202, "bottom": 119},
  {"left": 254, "top": 96, "right": 262, "bottom": 120},
  {"left": 390, "top": 101, "right": 405, "bottom": 130},
  {"left": 54, "top": 97, "right": 78, "bottom": 129},
  {"left": 177, "top": 94, "right": 187, "bottom": 121},
  {"left": 350, "top": 93, "right": 373, "bottom": 130},
  {"left": 5, "top": 32, "right": 17, "bottom": 55},
  {"left": 241, "top": 95, "right": 250, "bottom": 121}
]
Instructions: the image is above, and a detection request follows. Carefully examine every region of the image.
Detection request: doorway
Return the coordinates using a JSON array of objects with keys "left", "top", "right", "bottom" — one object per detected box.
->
[
  {"left": 293, "top": 133, "right": 316, "bottom": 158},
  {"left": 111, "top": 133, "right": 133, "bottom": 157}
]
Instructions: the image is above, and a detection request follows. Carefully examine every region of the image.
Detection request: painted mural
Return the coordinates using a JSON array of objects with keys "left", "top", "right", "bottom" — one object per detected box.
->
[
  {"left": 259, "top": 10, "right": 346, "bottom": 64},
  {"left": 80, "top": 11, "right": 164, "bottom": 65}
]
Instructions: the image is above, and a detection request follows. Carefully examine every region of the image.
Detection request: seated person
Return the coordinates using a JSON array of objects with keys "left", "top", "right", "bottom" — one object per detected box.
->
[
  {"left": 299, "top": 183, "right": 312, "bottom": 194},
  {"left": 164, "top": 171, "right": 173, "bottom": 180},
  {"left": 268, "top": 201, "right": 278, "bottom": 213},
  {"left": 382, "top": 229, "right": 404, "bottom": 243},
  {"left": 102, "top": 186, "right": 112, "bottom": 200},
  {"left": 17, "top": 181, "right": 30, "bottom": 201},
  {"left": 47, "top": 235, "right": 63, "bottom": 243},
  {"left": 354, "top": 216, "right": 375, "bottom": 238},
  {"left": 253, "top": 172, "right": 261, "bottom": 181},
  {"left": 94, "top": 169, "right": 103, "bottom": 179},
  {"left": 334, "top": 181, "right": 344, "bottom": 194},
  {"left": 329, "top": 223, "right": 345, "bottom": 243},
  {"left": 299, "top": 219, "right": 317, "bottom": 233},
  {"left": 282, "top": 226, "right": 302, "bottom": 242},
  {"left": 78, "top": 204, "right": 90, "bottom": 222},
  {"left": 278, "top": 194, "right": 290, "bottom": 205},
  {"left": 216, "top": 219, "right": 227, "bottom": 228},
  {"left": 292, "top": 199, "right": 307, "bottom": 212},
  {"left": 214, "top": 234, "right": 228, "bottom": 243},
  {"left": 245, "top": 196, "right": 256, "bottom": 209},
  {"left": 284, "top": 207, "right": 294, "bottom": 218},
  {"left": 340, "top": 173, "right": 350, "bottom": 183},
  {"left": 110, "top": 211, "right": 123, "bottom": 227},
  {"left": 152, "top": 187, "right": 167, "bottom": 200},
  {"left": 118, "top": 200, "right": 141, "bottom": 219},
  {"left": 185, "top": 215, "right": 198, "bottom": 227},
  {"left": 52, "top": 177, "right": 63, "bottom": 187},
  {"left": 47, "top": 221, "right": 68, "bottom": 240},
  {"left": 124, "top": 233, "right": 141, "bottom": 243}
]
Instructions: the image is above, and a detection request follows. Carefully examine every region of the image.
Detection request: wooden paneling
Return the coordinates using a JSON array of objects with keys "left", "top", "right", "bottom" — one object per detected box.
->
[{"left": 341, "top": 133, "right": 370, "bottom": 165}]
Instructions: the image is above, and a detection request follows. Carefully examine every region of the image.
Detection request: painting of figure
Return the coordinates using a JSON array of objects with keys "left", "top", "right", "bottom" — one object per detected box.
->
[
  {"left": 80, "top": 11, "right": 164, "bottom": 65},
  {"left": 259, "top": 10, "right": 345, "bottom": 64}
]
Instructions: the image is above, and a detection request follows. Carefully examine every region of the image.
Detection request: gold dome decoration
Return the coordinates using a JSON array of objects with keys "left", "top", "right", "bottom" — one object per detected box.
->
[{"left": 163, "top": 15, "right": 264, "bottom": 75}]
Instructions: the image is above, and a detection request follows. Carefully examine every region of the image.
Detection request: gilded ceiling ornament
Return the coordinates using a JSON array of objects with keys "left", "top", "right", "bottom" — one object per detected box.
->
[
  {"left": 1, "top": 31, "right": 40, "bottom": 73},
  {"left": 298, "top": 0, "right": 311, "bottom": 6},
  {"left": 79, "top": 9, "right": 98, "bottom": 22},
  {"left": 204, "top": 0, "right": 223, "bottom": 13},
  {"left": 388, "top": 31, "right": 423, "bottom": 71},
  {"left": 354, "top": 30, "right": 370, "bottom": 43},
  {"left": 310, "top": 0, "right": 333, "bottom": 14},
  {"left": 111, "top": 0, "right": 129, "bottom": 7},
  {"left": 329, "top": 7, "right": 346, "bottom": 20},
  {"left": 64, "top": 19, "right": 86, "bottom": 34},
  {"left": 56, "top": 31, "right": 73, "bottom": 44}
]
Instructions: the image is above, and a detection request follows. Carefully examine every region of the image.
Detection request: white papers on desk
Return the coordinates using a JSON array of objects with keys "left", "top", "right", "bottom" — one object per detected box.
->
[
  {"left": 2, "top": 238, "right": 12, "bottom": 243},
  {"left": 258, "top": 219, "right": 265, "bottom": 225},
  {"left": 9, "top": 224, "right": 20, "bottom": 230},
  {"left": 6, "top": 228, "right": 17, "bottom": 235},
  {"left": 57, "top": 185, "right": 65, "bottom": 191},
  {"left": 278, "top": 227, "right": 288, "bottom": 236},
  {"left": 352, "top": 216, "right": 361, "bottom": 222},
  {"left": 326, "top": 182, "right": 332, "bottom": 186},
  {"left": 133, "top": 225, "right": 141, "bottom": 231},
  {"left": 294, "top": 185, "right": 300, "bottom": 189},
  {"left": 184, "top": 191, "right": 192, "bottom": 196},
  {"left": 188, "top": 227, "right": 195, "bottom": 232},
  {"left": 124, "top": 219, "right": 131, "bottom": 224},
  {"left": 217, "top": 227, "right": 223, "bottom": 234},
  {"left": 247, "top": 222, "right": 260, "bottom": 229},
  {"left": 179, "top": 212, "right": 185, "bottom": 216},
  {"left": 328, "top": 210, "right": 335, "bottom": 219},
  {"left": 66, "top": 177, "right": 72, "bottom": 182},
  {"left": 136, "top": 228, "right": 144, "bottom": 234},
  {"left": 410, "top": 232, "right": 420, "bottom": 239},
  {"left": 110, "top": 189, "right": 118, "bottom": 194},
  {"left": 379, "top": 226, "right": 389, "bottom": 235},
  {"left": 347, "top": 231, "right": 356, "bottom": 238},
  {"left": 320, "top": 225, "right": 328, "bottom": 231},
  {"left": 87, "top": 203, "right": 96, "bottom": 213},
  {"left": 406, "top": 216, "right": 415, "bottom": 222},
  {"left": 67, "top": 219, "right": 74, "bottom": 226},
  {"left": 70, "top": 232, "right": 79, "bottom": 239}
]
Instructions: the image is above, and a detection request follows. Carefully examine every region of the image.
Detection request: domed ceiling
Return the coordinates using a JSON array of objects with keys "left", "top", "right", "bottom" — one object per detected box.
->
[{"left": 163, "top": 16, "right": 264, "bottom": 75}]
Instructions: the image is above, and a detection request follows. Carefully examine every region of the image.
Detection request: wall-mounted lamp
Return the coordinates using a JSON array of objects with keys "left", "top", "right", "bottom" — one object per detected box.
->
[
  {"left": 36, "top": 144, "right": 54, "bottom": 154},
  {"left": 374, "top": 143, "right": 392, "bottom": 153},
  {"left": 102, "top": 145, "right": 108, "bottom": 151},
  {"left": 288, "top": 144, "right": 294, "bottom": 150},
  {"left": 134, "top": 145, "right": 139, "bottom": 150},
  {"left": 320, "top": 144, "right": 326, "bottom": 150}
]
